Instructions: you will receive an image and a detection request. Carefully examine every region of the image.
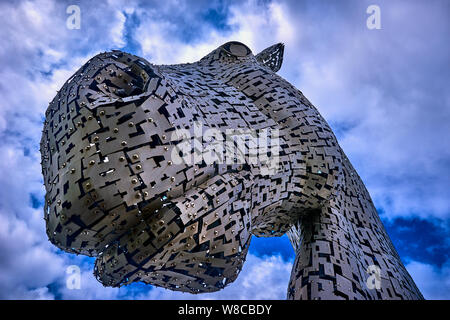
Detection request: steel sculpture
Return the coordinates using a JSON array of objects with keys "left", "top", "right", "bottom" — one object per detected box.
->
[{"left": 40, "top": 41, "right": 423, "bottom": 299}]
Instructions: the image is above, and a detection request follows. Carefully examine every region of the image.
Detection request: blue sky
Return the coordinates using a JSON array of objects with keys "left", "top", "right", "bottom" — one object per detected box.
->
[{"left": 0, "top": 0, "right": 449, "bottom": 299}]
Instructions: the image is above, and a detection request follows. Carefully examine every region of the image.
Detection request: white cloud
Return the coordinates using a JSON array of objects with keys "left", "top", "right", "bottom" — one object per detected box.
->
[
  {"left": 137, "top": 254, "right": 293, "bottom": 300},
  {"left": 59, "top": 265, "right": 124, "bottom": 300},
  {"left": 0, "top": 212, "right": 64, "bottom": 299},
  {"left": 406, "top": 260, "right": 450, "bottom": 300},
  {"left": 110, "top": 10, "right": 127, "bottom": 48},
  {"left": 135, "top": 0, "right": 295, "bottom": 64},
  {"left": 49, "top": 253, "right": 292, "bottom": 300}
]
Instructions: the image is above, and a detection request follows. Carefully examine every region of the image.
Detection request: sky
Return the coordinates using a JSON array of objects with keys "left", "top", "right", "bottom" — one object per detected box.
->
[{"left": 0, "top": 0, "right": 449, "bottom": 300}]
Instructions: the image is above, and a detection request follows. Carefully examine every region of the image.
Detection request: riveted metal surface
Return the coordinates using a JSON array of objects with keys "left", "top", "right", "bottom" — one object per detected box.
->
[{"left": 40, "top": 41, "right": 423, "bottom": 299}]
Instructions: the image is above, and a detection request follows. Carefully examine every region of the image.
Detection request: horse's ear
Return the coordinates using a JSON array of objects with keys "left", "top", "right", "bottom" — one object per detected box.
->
[{"left": 255, "top": 43, "right": 284, "bottom": 72}]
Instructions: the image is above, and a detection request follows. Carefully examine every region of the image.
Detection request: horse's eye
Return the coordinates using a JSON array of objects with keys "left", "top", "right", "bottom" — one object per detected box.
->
[{"left": 221, "top": 41, "right": 252, "bottom": 57}]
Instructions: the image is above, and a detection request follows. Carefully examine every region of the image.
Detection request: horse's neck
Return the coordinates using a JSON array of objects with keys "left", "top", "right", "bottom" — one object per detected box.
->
[{"left": 286, "top": 157, "right": 424, "bottom": 300}]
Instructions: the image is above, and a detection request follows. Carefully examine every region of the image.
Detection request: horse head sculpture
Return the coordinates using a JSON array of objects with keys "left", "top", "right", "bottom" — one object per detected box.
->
[{"left": 40, "top": 41, "right": 423, "bottom": 299}]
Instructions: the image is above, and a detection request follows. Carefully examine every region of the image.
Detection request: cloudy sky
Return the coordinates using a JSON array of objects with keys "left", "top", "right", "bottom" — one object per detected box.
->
[{"left": 0, "top": 0, "right": 449, "bottom": 300}]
